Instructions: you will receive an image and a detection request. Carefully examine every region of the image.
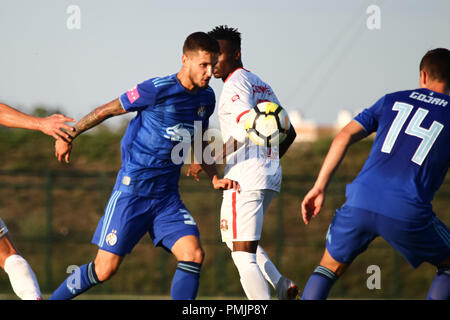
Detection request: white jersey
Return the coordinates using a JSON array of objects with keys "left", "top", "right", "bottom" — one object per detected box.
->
[{"left": 218, "top": 68, "right": 282, "bottom": 192}]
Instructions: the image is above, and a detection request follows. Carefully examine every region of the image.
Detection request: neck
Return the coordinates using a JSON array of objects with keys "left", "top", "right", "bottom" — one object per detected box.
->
[
  {"left": 177, "top": 70, "right": 197, "bottom": 92},
  {"left": 222, "top": 62, "right": 244, "bottom": 82},
  {"left": 423, "top": 82, "right": 449, "bottom": 95}
]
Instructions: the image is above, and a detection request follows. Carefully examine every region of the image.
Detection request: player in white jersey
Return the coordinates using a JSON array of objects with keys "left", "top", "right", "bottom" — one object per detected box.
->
[
  {"left": 0, "top": 103, "right": 74, "bottom": 299},
  {"left": 188, "top": 26, "right": 298, "bottom": 299}
]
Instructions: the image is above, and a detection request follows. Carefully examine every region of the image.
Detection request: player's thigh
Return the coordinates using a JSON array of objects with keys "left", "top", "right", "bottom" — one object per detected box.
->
[
  {"left": 151, "top": 193, "right": 200, "bottom": 253},
  {"left": 220, "top": 189, "right": 265, "bottom": 243},
  {"left": 92, "top": 191, "right": 155, "bottom": 256},
  {"left": 325, "top": 205, "right": 378, "bottom": 265},
  {"left": 378, "top": 214, "right": 450, "bottom": 268}
]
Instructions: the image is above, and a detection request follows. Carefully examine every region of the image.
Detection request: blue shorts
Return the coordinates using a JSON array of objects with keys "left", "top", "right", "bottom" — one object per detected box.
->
[
  {"left": 326, "top": 205, "right": 450, "bottom": 268},
  {"left": 91, "top": 190, "right": 199, "bottom": 256}
]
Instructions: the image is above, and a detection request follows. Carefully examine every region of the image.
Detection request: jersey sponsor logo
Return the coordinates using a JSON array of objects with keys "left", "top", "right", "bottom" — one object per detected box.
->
[
  {"left": 126, "top": 86, "right": 140, "bottom": 104},
  {"left": 409, "top": 91, "right": 448, "bottom": 107},
  {"left": 164, "top": 123, "right": 195, "bottom": 142},
  {"left": 252, "top": 84, "right": 272, "bottom": 95},
  {"left": 106, "top": 230, "right": 118, "bottom": 246},
  {"left": 231, "top": 94, "right": 240, "bottom": 102}
]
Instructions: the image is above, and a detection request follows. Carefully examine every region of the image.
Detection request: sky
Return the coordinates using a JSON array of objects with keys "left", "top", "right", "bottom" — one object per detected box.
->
[{"left": 1, "top": 0, "right": 449, "bottom": 129}]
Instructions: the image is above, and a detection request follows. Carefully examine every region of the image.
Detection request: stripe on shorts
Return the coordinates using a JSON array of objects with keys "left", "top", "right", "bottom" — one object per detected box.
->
[{"left": 99, "top": 191, "right": 121, "bottom": 247}]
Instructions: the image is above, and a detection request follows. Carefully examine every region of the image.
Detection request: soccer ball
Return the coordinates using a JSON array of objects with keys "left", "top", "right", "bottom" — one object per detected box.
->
[{"left": 244, "top": 101, "right": 291, "bottom": 147}]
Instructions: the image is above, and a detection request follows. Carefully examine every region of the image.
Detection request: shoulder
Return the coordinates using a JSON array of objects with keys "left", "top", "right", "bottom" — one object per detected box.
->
[
  {"left": 149, "top": 74, "right": 178, "bottom": 89},
  {"left": 224, "top": 68, "right": 256, "bottom": 92},
  {"left": 199, "top": 86, "right": 215, "bottom": 100}
]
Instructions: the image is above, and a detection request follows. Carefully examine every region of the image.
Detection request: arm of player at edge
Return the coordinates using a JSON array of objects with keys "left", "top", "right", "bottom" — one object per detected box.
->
[
  {"left": 0, "top": 103, "right": 75, "bottom": 140},
  {"left": 54, "top": 98, "right": 127, "bottom": 163},
  {"left": 301, "top": 120, "right": 368, "bottom": 225}
]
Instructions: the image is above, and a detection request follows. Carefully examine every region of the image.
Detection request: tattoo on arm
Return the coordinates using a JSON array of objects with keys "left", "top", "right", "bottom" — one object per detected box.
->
[{"left": 68, "top": 98, "right": 126, "bottom": 140}]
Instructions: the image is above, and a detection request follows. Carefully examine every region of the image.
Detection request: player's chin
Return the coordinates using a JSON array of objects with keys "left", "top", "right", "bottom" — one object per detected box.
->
[{"left": 198, "top": 79, "right": 211, "bottom": 89}]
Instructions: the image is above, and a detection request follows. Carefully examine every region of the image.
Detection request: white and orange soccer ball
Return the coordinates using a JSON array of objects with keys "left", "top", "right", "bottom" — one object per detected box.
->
[{"left": 244, "top": 101, "right": 291, "bottom": 147}]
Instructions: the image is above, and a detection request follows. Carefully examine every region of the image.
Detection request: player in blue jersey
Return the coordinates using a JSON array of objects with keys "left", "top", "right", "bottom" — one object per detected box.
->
[
  {"left": 0, "top": 103, "right": 74, "bottom": 300},
  {"left": 301, "top": 48, "right": 450, "bottom": 300},
  {"left": 49, "top": 32, "right": 238, "bottom": 300}
]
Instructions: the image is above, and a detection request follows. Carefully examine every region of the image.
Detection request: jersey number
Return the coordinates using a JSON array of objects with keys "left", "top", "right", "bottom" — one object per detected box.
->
[
  {"left": 381, "top": 102, "right": 444, "bottom": 165},
  {"left": 180, "top": 209, "right": 197, "bottom": 225}
]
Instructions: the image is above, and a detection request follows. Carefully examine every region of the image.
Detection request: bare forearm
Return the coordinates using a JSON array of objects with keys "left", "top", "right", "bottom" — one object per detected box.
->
[
  {"left": 0, "top": 103, "right": 41, "bottom": 130},
  {"left": 68, "top": 98, "right": 126, "bottom": 140},
  {"left": 314, "top": 122, "right": 367, "bottom": 190},
  {"left": 314, "top": 132, "right": 351, "bottom": 191}
]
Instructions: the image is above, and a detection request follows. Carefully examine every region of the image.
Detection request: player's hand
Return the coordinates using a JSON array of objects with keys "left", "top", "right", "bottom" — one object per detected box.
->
[
  {"left": 187, "top": 163, "right": 203, "bottom": 181},
  {"left": 39, "top": 114, "right": 75, "bottom": 141},
  {"left": 55, "top": 139, "right": 72, "bottom": 163},
  {"left": 212, "top": 176, "right": 240, "bottom": 192},
  {"left": 301, "top": 187, "right": 325, "bottom": 225}
]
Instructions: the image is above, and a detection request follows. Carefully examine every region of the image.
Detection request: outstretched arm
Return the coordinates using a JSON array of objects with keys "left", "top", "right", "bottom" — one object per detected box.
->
[
  {"left": 301, "top": 120, "right": 368, "bottom": 225},
  {"left": 66, "top": 98, "right": 127, "bottom": 140},
  {"left": 55, "top": 98, "right": 127, "bottom": 163},
  {"left": 0, "top": 103, "right": 75, "bottom": 140}
]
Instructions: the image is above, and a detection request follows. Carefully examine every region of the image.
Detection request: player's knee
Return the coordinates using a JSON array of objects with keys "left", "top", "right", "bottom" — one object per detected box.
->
[
  {"left": 180, "top": 247, "right": 204, "bottom": 264},
  {"left": 94, "top": 261, "right": 120, "bottom": 282},
  {"left": 320, "top": 250, "right": 348, "bottom": 276}
]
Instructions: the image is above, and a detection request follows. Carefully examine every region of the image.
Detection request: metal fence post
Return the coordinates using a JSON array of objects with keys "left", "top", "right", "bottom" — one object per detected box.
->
[{"left": 44, "top": 170, "right": 53, "bottom": 292}]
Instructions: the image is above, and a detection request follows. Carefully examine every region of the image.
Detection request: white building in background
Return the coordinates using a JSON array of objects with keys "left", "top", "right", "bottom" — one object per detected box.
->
[
  {"left": 288, "top": 110, "right": 318, "bottom": 142},
  {"left": 334, "top": 110, "right": 354, "bottom": 130},
  {"left": 334, "top": 110, "right": 355, "bottom": 131},
  {"left": 288, "top": 109, "right": 357, "bottom": 142}
]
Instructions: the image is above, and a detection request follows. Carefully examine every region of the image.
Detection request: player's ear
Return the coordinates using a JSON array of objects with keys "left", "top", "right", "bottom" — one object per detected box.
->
[
  {"left": 182, "top": 54, "right": 189, "bottom": 66},
  {"left": 419, "top": 69, "right": 427, "bottom": 88},
  {"left": 234, "top": 50, "right": 241, "bottom": 62}
]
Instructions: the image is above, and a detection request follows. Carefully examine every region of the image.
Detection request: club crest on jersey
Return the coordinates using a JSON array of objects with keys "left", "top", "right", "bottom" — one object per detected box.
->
[
  {"left": 220, "top": 219, "right": 228, "bottom": 231},
  {"left": 106, "top": 230, "right": 118, "bottom": 246},
  {"left": 197, "top": 105, "right": 206, "bottom": 118},
  {"left": 231, "top": 94, "right": 240, "bottom": 102}
]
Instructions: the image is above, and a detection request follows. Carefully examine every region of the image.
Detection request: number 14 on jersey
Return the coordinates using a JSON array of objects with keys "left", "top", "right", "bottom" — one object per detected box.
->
[{"left": 381, "top": 102, "right": 444, "bottom": 166}]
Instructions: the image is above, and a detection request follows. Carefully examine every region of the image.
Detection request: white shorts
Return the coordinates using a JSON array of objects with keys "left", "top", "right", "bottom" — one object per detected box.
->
[
  {"left": 220, "top": 189, "right": 277, "bottom": 244},
  {"left": 0, "top": 218, "right": 8, "bottom": 238}
]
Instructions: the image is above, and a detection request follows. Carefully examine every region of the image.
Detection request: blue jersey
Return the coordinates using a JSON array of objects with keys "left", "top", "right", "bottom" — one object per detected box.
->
[
  {"left": 115, "top": 74, "right": 215, "bottom": 197},
  {"left": 346, "top": 88, "right": 449, "bottom": 222}
]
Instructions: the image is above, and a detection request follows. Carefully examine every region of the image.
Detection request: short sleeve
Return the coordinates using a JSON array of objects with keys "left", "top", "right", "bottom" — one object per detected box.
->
[
  {"left": 354, "top": 95, "right": 386, "bottom": 134},
  {"left": 119, "top": 78, "right": 158, "bottom": 112}
]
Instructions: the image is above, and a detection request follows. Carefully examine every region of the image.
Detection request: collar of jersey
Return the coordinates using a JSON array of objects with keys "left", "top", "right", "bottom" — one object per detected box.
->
[{"left": 225, "top": 67, "right": 249, "bottom": 83}]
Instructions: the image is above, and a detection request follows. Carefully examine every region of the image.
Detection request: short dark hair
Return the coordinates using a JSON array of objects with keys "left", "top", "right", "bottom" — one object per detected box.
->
[
  {"left": 208, "top": 25, "right": 241, "bottom": 52},
  {"left": 183, "top": 32, "right": 220, "bottom": 55},
  {"left": 420, "top": 48, "right": 450, "bottom": 85}
]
